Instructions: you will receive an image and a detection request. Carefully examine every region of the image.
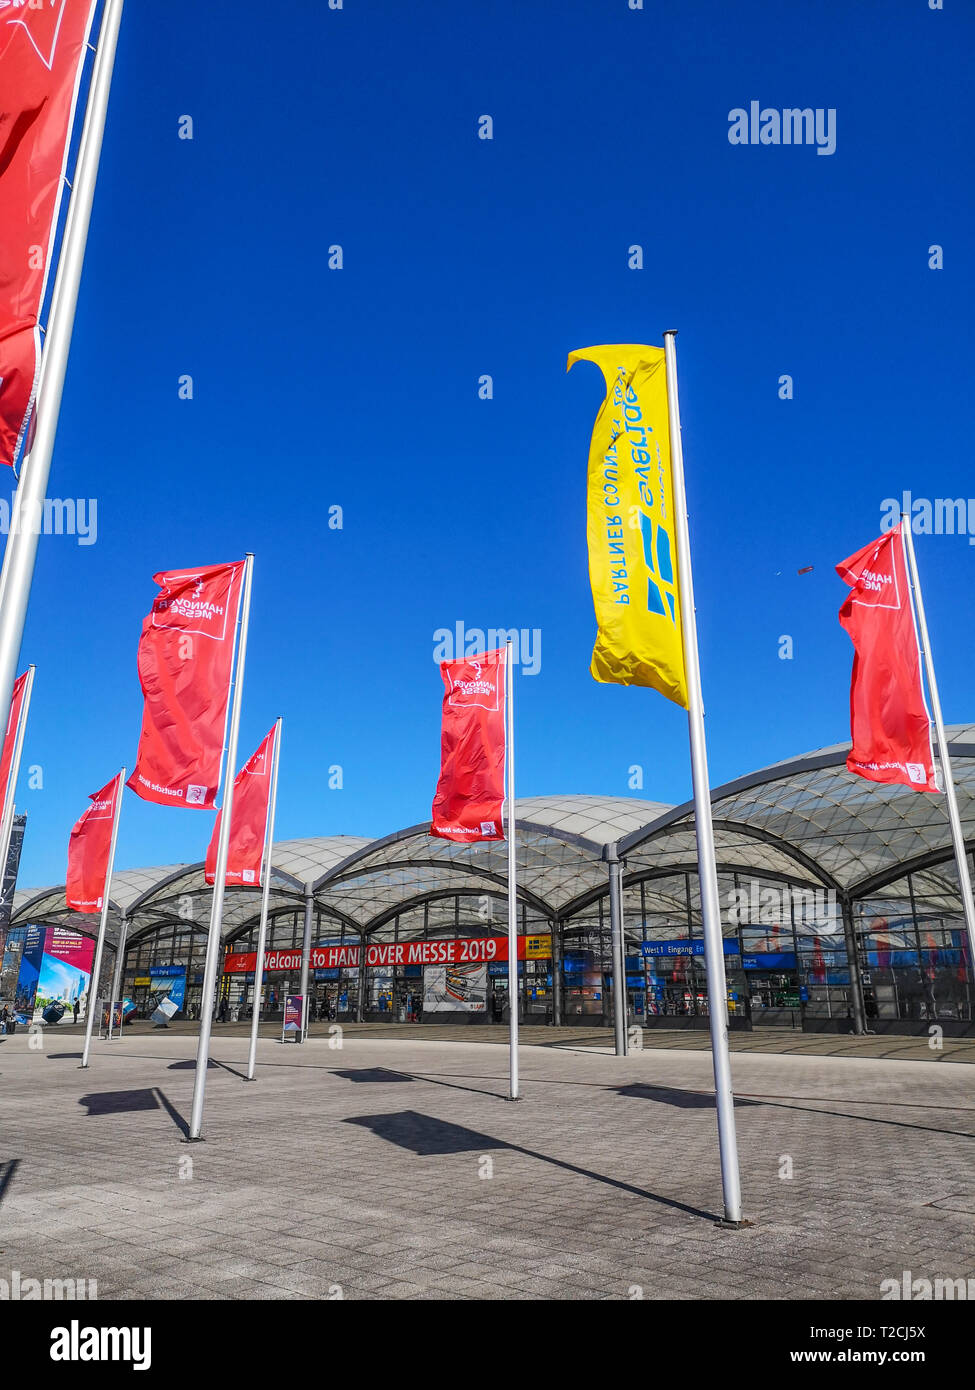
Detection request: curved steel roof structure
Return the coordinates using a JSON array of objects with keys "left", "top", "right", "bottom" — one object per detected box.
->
[{"left": 11, "top": 728, "right": 975, "bottom": 944}]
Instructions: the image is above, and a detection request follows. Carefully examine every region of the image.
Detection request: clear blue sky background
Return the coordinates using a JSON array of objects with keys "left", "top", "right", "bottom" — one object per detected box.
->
[{"left": 11, "top": 0, "right": 974, "bottom": 888}]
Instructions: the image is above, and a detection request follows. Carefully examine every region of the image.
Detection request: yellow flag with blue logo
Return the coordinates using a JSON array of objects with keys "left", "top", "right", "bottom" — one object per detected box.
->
[{"left": 568, "top": 343, "right": 688, "bottom": 708}]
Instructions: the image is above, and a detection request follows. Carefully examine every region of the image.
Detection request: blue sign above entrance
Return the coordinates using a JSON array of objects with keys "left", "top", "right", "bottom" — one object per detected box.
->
[{"left": 640, "top": 939, "right": 738, "bottom": 958}]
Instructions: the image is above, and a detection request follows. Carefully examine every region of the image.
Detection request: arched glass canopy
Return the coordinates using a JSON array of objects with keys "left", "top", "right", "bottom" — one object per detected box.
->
[{"left": 12, "top": 728, "right": 975, "bottom": 944}]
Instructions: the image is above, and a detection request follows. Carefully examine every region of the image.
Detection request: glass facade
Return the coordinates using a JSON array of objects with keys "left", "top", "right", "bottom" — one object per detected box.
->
[{"left": 10, "top": 757, "right": 975, "bottom": 1037}]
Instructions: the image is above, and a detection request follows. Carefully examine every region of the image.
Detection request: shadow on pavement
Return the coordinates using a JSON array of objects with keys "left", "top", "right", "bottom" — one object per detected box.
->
[
  {"left": 345, "top": 1110, "right": 717, "bottom": 1221},
  {"left": 615, "top": 1083, "right": 763, "bottom": 1110},
  {"left": 331, "top": 1068, "right": 416, "bottom": 1084},
  {"left": 79, "top": 1088, "right": 160, "bottom": 1116},
  {"left": 0, "top": 1159, "right": 19, "bottom": 1206},
  {"left": 76, "top": 1087, "right": 189, "bottom": 1137},
  {"left": 153, "top": 1088, "right": 190, "bottom": 1138}
]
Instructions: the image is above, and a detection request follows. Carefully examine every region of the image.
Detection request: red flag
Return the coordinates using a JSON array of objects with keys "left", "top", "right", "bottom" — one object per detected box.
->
[
  {"left": 0, "top": 669, "right": 29, "bottom": 812},
  {"left": 66, "top": 771, "right": 122, "bottom": 913},
  {"left": 0, "top": 2, "right": 98, "bottom": 468},
  {"left": 837, "top": 531, "right": 937, "bottom": 793},
  {"left": 431, "top": 647, "right": 507, "bottom": 843},
  {"left": 127, "top": 561, "right": 245, "bottom": 809},
  {"left": 205, "top": 723, "right": 276, "bottom": 886}
]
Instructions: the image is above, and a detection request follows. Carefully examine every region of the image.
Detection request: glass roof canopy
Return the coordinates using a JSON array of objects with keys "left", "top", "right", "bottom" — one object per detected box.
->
[
  {"left": 11, "top": 728, "right": 975, "bottom": 943},
  {"left": 618, "top": 724, "right": 975, "bottom": 900}
]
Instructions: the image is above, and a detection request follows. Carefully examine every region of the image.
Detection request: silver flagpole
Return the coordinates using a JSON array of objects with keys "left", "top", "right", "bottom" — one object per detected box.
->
[
  {"left": 188, "top": 554, "right": 254, "bottom": 1141},
  {"left": 107, "top": 911, "right": 127, "bottom": 1041},
  {"left": 0, "top": 665, "right": 35, "bottom": 883},
  {"left": 246, "top": 718, "right": 282, "bottom": 1081},
  {"left": 0, "top": 0, "right": 125, "bottom": 742},
  {"left": 607, "top": 844, "right": 627, "bottom": 1055},
  {"left": 505, "top": 639, "right": 519, "bottom": 1100},
  {"left": 900, "top": 517, "right": 975, "bottom": 976},
  {"left": 80, "top": 769, "right": 124, "bottom": 1068},
  {"left": 663, "top": 331, "right": 744, "bottom": 1226}
]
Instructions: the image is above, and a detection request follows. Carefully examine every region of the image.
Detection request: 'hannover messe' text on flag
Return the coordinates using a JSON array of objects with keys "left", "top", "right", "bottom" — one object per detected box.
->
[
  {"left": 0, "top": 0, "right": 98, "bottom": 469},
  {"left": 127, "top": 561, "right": 245, "bottom": 810},
  {"left": 205, "top": 723, "right": 276, "bottom": 887},
  {"left": 567, "top": 343, "right": 688, "bottom": 707},
  {"left": 431, "top": 647, "right": 507, "bottom": 844},
  {"left": 836, "top": 530, "right": 938, "bottom": 793},
  {"left": 65, "top": 772, "right": 123, "bottom": 912}
]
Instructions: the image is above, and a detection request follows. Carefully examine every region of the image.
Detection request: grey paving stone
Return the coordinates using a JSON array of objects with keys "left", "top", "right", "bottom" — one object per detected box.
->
[{"left": 3, "top": 1030, "right": 972, "bottom": 1300}]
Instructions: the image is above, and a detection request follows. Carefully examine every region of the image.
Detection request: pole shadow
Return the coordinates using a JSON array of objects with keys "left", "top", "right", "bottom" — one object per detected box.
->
[
  {"left": 614, "top": 1083, "right": 764, "bottom": 1110},
  {"left": 330, "top": 1068, "right": 415, "bottom": 1084},
  {"left": 76, "top": 1087, "right": 189, "bottom": 1137},
  {"left": 344, "top": 1110, "right": 717, "bottom": 1221},
  {"left": 0, "top": 1158, "right": 19, "bottom": 1206}
]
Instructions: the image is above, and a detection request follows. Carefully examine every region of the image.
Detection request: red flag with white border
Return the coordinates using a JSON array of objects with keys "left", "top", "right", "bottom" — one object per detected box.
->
[
  {"left": 0, "top": 669, "right": 29, "bottom": 813},
  {"left": 127, "top": 561, "right": 244, "bottom": 809},
  {"left": 0, "top": 1, "right": 98, "bottom": 467},
  {"left": 66, "top": 771, "right": 122, "bottom": 913},
  {"left": 431, "top": 647, "right": 507, "bottom": 843},
  {"left": 205, "top": 723, "right": 276, "bottom": 886},
  {"left": 836, "top": 530, "right": 938, "bottom": 793}
]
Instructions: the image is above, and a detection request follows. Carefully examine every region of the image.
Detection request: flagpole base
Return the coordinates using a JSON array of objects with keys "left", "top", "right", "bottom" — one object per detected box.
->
[{"left": 715, "top": 1218, "right": 754, "bottom": 1230}]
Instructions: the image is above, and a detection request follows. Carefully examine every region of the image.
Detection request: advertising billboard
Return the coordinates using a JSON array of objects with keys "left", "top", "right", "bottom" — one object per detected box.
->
[
  {"left": 14, "top": 926, "right": 95, "bottom": 1025},
  {"left": 423, "top": 961, "right": 487, "bottom": 1013}
]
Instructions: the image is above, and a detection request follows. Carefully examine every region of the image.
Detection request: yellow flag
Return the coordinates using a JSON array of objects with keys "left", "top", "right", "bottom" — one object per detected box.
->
[{"left": 567, "top": 343, "right": 687, "bottom": 708}]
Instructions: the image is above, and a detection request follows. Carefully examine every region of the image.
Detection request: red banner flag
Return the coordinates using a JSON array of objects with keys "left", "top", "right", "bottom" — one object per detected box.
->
[
  {"left": 0, "top": 669, "right": 29, "bottom": 811},
  {"left": 66, "top": 771, "right": 122, "bottom": 913},
  {"left": 431, "top": 647, "right": 507, "bottom": 843},
  {"left": 127, "top": 561, "right": 245, "bottom": 809},
  {"left": 837, "top": 530, "right": 938, "bottom": 793},
  {"left": 0, "top": 1, "right": 98, "bottom": 468},
  {"left": 205, "top": 723, "right": 276, "bottom": 887}
]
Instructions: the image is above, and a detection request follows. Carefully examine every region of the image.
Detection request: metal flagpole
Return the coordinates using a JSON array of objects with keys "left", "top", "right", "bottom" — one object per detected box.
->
[
  {"left": 298, "top": 883, "right": 314, "bottom": 1041},
  {"left": 663, "top": 331, "right": 744, "bottom": 1226},
  {"left": 187, "top": 554, "right": 254, "bottom": 1141},
  {"left": 106, "top": 911, "right": 127, "bottom": 1041},
  {"left": 0, "top": 0, "right": 125, "bottom": 743},
  {"left": 900, "top": 517, "right": 975, "bottom": 974},
  {"left": 245, "top": 718, "right": 282, "bottom": 1081},
  {"left": 80, "top": 769, "right": 124, "bottom": 1069},
  {"left": 505, "top": 639, "right": 519, "bottom": 1100},
  {"left": 606, "top": 844, "right": 627, "bottom": 1055},
  {"left": 0, "top": 665, "right": 35, "bottom": 882}
]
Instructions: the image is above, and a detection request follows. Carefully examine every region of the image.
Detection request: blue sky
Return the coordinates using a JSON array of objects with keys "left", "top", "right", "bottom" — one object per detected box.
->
[{"left": 9, "top": 0, "right": 974, "bottom": 888}]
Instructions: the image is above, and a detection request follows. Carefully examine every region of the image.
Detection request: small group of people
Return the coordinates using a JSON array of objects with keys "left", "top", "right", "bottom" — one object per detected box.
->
[{"left": 307, "top": 998, "right": 337, "bottom": 1023}]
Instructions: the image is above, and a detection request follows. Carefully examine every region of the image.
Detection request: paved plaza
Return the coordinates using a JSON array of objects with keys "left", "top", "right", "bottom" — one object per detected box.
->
[{"left": 1, "top": 1028, "right": 974, "bottom": 1300}]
